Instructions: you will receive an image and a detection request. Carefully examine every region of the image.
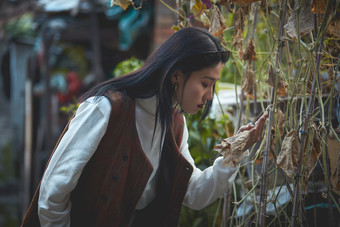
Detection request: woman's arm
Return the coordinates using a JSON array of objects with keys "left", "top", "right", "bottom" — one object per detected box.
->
[
  {"left": 180, "top": 116, "right": 239, "bottom": 210},
  {"left": 38, "top": 97, "right": 111, "bottom": 227},
  {"left": 181, "top": 113, "right": 267, "bottom": 210}
]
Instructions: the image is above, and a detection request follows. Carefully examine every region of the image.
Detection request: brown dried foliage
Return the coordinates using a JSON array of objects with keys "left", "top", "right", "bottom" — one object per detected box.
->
[
  {"left": 284, "top": 0, "right": 314, "bottom": 39},
  {"left": 214, "top": 130, "right": 251, "bottom": 167},
  {"left": 243, "top": 38, "right": 257, "bottom": 63},
  {"left": 233, "top": 7, "right": 245, "bottom": 35},
  {"left": 209, "top": 5, "right": 227, "bottom": 45},
  {"left": 233, "top": 29, "right": 244, "bottom": 58},
  {"left": 303, "top": 123, "right": 322, "bottom": 180},
  {"left": 311, "top": 0, "right": 327, "bottom": 14},
  {"left": 276, "top": 108, "right": 285, "bottom": 137},
  {"left": 232, "top": 7, "right": 246, "bottom": 58},
  {"left": 277, "top": 129, "right": 299, "bottom": 177},
  {"left": 266, "top": 65, "right": 288, "bottom": 97},
  {"left": 327, "top": 18, "right": 340, "bottom": 38},
  {"left": 242, "top": 69, "right": 255, "bottom": 95}
]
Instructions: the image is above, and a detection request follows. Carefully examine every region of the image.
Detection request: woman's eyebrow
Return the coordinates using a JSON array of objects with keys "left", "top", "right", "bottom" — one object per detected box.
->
[{"left": 202, "top": 76, "right": 220, "bottom": 81}]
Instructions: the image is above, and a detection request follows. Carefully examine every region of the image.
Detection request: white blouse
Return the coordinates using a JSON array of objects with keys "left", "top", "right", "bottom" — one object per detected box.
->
[{"left": 38, "top": 96, "right": 239, "bottom": 227}]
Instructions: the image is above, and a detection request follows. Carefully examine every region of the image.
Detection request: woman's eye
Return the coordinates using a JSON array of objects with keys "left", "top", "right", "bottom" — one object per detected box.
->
[{"left": 202, "top": 83, "right": 208, "bottom": 88}]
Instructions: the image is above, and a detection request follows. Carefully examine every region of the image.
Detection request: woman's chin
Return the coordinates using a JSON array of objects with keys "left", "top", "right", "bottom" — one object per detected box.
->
[{"left": 186, "top": 108, "right": 198, "bottom": 115}]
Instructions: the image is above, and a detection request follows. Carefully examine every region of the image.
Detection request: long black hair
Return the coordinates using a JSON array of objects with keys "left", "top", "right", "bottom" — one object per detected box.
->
[{"left": 82, "top": 27, "right": 229, "bottom": 134}]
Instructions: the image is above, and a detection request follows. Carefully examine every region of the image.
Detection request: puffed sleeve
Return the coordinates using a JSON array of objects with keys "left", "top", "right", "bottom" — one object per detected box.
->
[
  {"left": 181, "top": 116, "right": 240, "bottom": 210},
  {"left": 38, "top": 96, "right": 111, "bottom": 227}
]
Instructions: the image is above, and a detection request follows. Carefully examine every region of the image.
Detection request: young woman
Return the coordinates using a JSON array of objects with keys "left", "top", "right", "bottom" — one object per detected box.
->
[{"left": 22, "top": 27, "right": 267, "bottom": 227}]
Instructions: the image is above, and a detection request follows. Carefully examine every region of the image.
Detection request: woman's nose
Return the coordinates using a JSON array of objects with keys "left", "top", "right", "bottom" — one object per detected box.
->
[{"left": 205, "top": 87, "right": 214, "bottom": 101}]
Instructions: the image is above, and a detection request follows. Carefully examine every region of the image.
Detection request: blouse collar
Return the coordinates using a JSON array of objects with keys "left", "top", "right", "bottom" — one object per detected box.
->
[{"left": 135, "top": 96, "right": 158, "bottom": 116}]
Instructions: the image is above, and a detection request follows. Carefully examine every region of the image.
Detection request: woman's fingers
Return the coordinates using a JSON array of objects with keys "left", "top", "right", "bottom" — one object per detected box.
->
[{"left": 237, "top": 123, "right": 254, "bottom": 133}]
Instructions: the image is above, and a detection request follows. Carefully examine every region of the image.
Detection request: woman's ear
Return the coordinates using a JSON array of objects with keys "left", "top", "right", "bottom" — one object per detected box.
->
[{"left": 171, "top": 70, "right": 183, "bottom": 84}]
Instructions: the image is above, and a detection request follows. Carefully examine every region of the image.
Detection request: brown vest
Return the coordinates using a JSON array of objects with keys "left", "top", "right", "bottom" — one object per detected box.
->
[{"left": 21, "top": 92, "right": 193, "bottom": 227}]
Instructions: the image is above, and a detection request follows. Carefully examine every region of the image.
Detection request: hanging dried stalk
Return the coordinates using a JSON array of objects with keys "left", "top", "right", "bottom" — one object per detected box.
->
[
  {"left": 223, "top": 4, "right": 257, "bottom": 227},
  {"left": 257, "top": 0, "right": 288, "bottom": 225},
  {"left": 291, "top": 0, "right": 332, "bottom": 224}
]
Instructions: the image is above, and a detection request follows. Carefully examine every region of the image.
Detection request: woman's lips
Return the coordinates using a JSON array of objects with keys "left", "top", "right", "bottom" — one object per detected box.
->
[{"left": 197, "top": 104, "right": 204, "bottom": 109}]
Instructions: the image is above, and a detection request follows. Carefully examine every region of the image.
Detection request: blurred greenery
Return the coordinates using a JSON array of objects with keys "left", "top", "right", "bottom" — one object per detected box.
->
[
  {"left": 112, "top": 56, "right": 144, "bottom": 78},
  {"left": 0, "top": 141, "right": 18, "bottom": 227},
  {"left": 3, "top": 13, "right": 37, "bottom": 38},
  {"left": 0, "top": 141, "right": 15, "bottom": 182},
  {"left": 60, "top": 98, "right": 80, "bottom": 119}
]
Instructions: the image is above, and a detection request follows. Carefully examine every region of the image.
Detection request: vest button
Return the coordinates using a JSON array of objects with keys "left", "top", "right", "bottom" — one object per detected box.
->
[
  {"left": 185, "top": 167, "right": 190, "bottom": 171},
  {"left": 112, "top": 175, "right": 118, "bottom": 181},
  {"left": 123, "top": 154, "right": 128, "bottom": 161}
]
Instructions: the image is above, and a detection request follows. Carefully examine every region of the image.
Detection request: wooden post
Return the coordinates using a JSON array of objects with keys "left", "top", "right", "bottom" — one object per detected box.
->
[
  {"left": 89, "top": 0, "right": 104, "bottom": 83},
  {"left": 23, "top": 76, "right": 33, "bottom": 218}
]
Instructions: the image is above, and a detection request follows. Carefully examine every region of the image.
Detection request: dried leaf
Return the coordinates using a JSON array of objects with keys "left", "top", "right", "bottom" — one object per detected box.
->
[
  {"left": 200, "top": 12, "right": 211, "bottom": 26},
  {"left": 232, "top": 29, "right": 244, "bottom": 58},
  {"left": 327, "top": 18, "right": 340, "bottom": 38},
  {"left": 190, "top": 0, "right": 207, "bottom": 16},
  {"left": 303, "top": 124, "right": 322, "bottom": 179},
  {"left": 242, "top": 69, "right": 255, "bottom": 95},
  {"left": 311, "top": 0, "right": 327, "bottom": 14},
  {"left": 233, "top": 7, "right": 245, "bottom": 35},
  {"left": 277, "top": 129, "right": 299, "bottom": 177},
  {"left": 275, "top": 108, "right": 285, "bottom": 136},
  {"left": 214, "top": 130, "right": 251, "bottom": 167},
  {"left": 243, "top": 38, "right": 257, "bottom": 62},
  {"left": 209, "top": 5, "right": 226, "bottom": 37},
  {"left": 266, "top": 65, "right": 288, "bottom": 97},
  {"left": 284, "top": 1, "right": 314, "bottom": 39},
  {"left": 111, "top": 0, "right": 134, "bottom": 10}
]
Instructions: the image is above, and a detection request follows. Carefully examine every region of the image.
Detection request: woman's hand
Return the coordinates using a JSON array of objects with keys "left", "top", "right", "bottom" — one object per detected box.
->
[
  {"left": 214, "top": 112, "right": 268, "bottom": 167},
  {"left": 238, "top": 112, "right": 268, "bottom": 152}
]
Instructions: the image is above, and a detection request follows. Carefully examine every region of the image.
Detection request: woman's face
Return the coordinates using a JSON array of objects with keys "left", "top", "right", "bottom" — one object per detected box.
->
[{"left": 172, "top": 62, "right": 224, "bottom": 114}]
